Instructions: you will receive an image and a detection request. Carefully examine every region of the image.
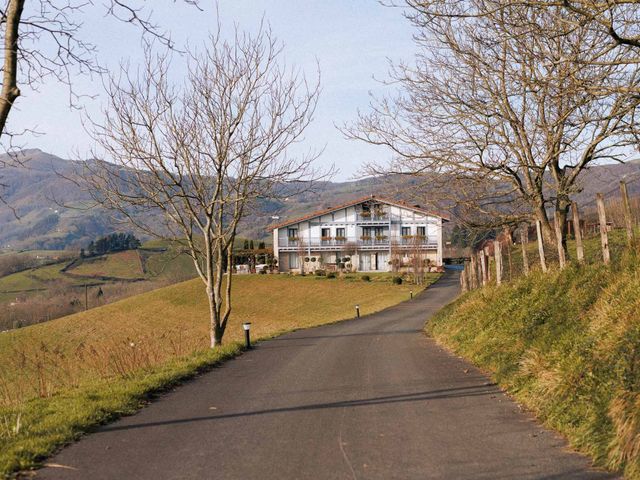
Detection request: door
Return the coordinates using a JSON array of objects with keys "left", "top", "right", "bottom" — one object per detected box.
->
[{"left": 359, "top": 254, "right": 371, "bottom": 271}]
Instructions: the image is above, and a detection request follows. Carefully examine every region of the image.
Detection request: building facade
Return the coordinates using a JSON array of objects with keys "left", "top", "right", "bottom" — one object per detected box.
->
[{"left": 271, "top": 196, "right": 448, "bottom": 273}]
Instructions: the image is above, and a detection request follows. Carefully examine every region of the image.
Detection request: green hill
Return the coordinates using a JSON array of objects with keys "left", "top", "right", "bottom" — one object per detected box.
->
[{"left": 427, "top": 234, "right": 640, "bottom": 478}]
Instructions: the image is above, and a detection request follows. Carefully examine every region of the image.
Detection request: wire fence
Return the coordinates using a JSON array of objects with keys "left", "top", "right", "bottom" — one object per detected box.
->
[{"left": 460, "top": 176, "right": 640, "bottom": 292}]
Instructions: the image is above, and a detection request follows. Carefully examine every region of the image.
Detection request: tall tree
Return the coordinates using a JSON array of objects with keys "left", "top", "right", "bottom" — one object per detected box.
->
[
  {"left": 84, "top": 25, "right": 324, "bottom": 347},
  {"left": 347, "top": 1, "right": 640, "bottom": 250}
]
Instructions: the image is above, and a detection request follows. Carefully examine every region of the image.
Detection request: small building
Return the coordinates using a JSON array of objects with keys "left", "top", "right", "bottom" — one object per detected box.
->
[{"left": 271, "top": 196, "right": 448, "bottom": 273}]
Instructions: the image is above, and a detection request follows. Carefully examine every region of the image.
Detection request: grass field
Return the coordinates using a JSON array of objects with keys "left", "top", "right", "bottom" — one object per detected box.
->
[
  {"left": 427, "top": 232, "right": 640, "bottom": 479},
  {"left": 68, "top": 250, "right": 145, "bottom": 279},
  {"left": 0, "top": 273, "right": 435, "bottom": 476}
]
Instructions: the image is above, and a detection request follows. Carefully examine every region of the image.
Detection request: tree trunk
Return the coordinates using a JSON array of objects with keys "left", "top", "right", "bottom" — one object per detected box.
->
[
  {"left": 207, "top": 285, "right": 223, "bottom": 348},
  {"left": 534, "top": 205, "right": 555, "bottom": 244},
  {"left": 0, "top": 0, "right": 24, "bottom": 136}
]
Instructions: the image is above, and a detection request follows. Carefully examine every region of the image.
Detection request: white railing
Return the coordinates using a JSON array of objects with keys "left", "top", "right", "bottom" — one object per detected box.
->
[{"left": 280, "top": 237, "right": 437, "bottom": 249}]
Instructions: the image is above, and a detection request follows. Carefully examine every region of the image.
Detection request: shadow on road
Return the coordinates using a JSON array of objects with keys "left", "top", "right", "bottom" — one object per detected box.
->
[{"left": 98, "top": 383, "right": 499, "bottom": 434}]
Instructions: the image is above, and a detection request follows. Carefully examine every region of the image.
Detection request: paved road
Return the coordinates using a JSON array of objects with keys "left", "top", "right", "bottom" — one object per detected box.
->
[{"left": 37, "top": 272, "right": 615, "bottom": 479}]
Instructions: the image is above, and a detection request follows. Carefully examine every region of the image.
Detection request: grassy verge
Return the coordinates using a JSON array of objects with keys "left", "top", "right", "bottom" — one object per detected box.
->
[
  {"left": 0, "top": 274, "right": 427, "bottom": 477},
  {"left": 427, "top": 257, "right": 640, "bottom": 478}
]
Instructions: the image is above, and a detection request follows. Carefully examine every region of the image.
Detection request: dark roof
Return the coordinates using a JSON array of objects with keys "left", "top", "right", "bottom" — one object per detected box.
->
[{"left": 269, "top": 195, "right": 450, "bottom": 230}]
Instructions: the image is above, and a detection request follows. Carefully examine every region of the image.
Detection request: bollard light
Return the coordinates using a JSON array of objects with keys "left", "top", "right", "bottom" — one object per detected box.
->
[
  {"left": 355, "top": 305, "right": 360, "bottom": 318},
  {"left": 410, "top": 290, "right": 413, "bottom": 299},
  {"left": 243, "top": 322, "right": 252, "bottom": 349}
]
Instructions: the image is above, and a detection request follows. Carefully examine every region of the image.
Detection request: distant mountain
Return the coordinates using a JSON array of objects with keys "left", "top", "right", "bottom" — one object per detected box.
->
[
  {"left": 0, "top": 149, "right": 638, "bottom": 250},
  {"left": 0, "top": 150, "right": 406, "bottom": 250}
]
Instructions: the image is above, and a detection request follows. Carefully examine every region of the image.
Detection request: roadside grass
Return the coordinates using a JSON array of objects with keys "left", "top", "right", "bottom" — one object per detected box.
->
[
  {"left": 0, "top": 274, "right": 425, "bottom": 477},
  {"left": 427, "top": 242, "right": 640, "bottom": 478}
]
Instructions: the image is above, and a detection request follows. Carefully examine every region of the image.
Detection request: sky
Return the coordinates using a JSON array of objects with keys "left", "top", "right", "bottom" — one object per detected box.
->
[{"left": 8, "top": 1, "right": 417, "bottom": 179}]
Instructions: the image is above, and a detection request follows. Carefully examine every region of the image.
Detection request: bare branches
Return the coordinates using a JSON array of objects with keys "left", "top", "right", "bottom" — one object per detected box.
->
[
  {"left": 82, "top": 25, "right": 324, "bottom": 348},
  {"left": 348, "top": 1, "right": 640, "bottom": 249},
  {"left": 0, "top": 0, "right": 200, "bottom": 149}
]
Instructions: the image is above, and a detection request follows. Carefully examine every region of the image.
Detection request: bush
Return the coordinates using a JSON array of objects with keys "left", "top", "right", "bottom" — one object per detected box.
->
[
  {"left": 361, "top": 275, "right": 371, "bottom": 282},
  {"left": 327, "top": 272, "right": 337, "bottom": 279},
  {"left": 338, "top": 262, "right": 346, "bottom": 269},
  {"left": 310, "top": 257, "right": 316, "bottom": 262},
  {"left": 344, "top": 275, "right": 354, "bottom": 280},
  {"left": 314, "top": 269, "right": 326, "bottom": 276},
  {"left": 392, "top": 276, "right": 403, "bottom": 285},
  {"left": 304, "top": 257, "right": 310, "bottom": 262}
]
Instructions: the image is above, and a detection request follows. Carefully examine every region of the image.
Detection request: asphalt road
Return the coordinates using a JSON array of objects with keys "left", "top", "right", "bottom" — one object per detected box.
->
[{"left": 36, "top": 272, "right": 615, "bottom": 479}]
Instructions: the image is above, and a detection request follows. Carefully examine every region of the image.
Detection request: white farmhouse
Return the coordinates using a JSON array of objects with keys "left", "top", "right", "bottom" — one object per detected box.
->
[{"left": 271, "top": 196, "right": 448, "bottom": 273}]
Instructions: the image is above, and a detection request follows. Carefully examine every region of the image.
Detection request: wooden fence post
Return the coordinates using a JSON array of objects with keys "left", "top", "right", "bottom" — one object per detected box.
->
[
  {"left": 555, "top": 215, "right": 566, "bottom": 269},
  {"left": 479, "top": 250, "right": 487, "bottom": 286},
  {"left": 620, "top": 181, "right": 636, "bottom": 249},
  {"left": 596, "top": 193, "right": 610, "bottom": 265},
  {"left": 461, "top": 262, "right": 468, "bottom": 292},
  {"left": 469, "top": 253, "right": 478, "bottom": 289},
  {"left": 536, "top": 219, "right": 548, "bottom": 273},
  {"left": 520, "top": 226, "right": 529, "bottom": 276},
  {"left": 571, "top": 201, "right": 584, "bottom": 263},
  {"left": 494, "top": 240, "right": 503, "bottom": 285}
]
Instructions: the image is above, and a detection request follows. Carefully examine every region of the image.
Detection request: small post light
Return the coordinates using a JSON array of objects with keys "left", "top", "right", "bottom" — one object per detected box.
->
[
  {"left": 243, "top": 322, "right": 252, "bottom": 349},
  {"left": 355, "top": 305, "right": 360, "bottom": 318},
  {"left": 410, "top": 290, "right": 413, "bottom": 299}
]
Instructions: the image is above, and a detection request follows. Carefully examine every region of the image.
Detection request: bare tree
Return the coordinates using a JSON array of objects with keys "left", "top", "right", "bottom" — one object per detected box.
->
[
  {"left": 405, "top": 1, "right": 640, "bottom": 51},
  {"left": 83, "top": 26, "right": 323, "bottom": 348},
  {"left": 0, "top": 1, "right": 199, "bottom": 145},
  {"left": 346, "top": 2, "right": 640, "bottom": 253}
]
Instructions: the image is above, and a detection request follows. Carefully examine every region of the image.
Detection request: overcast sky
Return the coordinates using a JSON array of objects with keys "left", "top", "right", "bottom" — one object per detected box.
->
[{"left": 9, "top": 1, "right": 416, "bottom": 179}]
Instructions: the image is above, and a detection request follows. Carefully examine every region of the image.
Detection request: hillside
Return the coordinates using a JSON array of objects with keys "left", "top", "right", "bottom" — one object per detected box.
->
[
  {"left": 4, "top": 149, "right": 640, "bottom": 251},
  {"left": 0, "top": 243, "right": 196, "bottom": 329},
  {"left": 427, "top": 234, "right": 640, "bottom": 478},
  {"left": 0, "top": 273, "right": 430, "bottom": 475},
  {"left": 0, "top": 149, "right": 410, "bottom": 250}
]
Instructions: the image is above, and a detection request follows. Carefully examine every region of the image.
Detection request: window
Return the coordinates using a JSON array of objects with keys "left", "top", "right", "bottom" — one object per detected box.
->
[
  {"left": 416, "top": 226, "right": 426, "bottom": 237},
  {"left": 321, "top": 228, "right": 331, "bottom": 238},
  {"left": 288, "top": 228, "right": 298, "bottom": 239},
  {"left": 401, "top": 226, "right": 411, "bottom": 236},
  {"left": 336, "top": 228, "right": 345, "bottom": 239},
  {"left": 289, "top": 253, "right": 299, "bottom": 269}
]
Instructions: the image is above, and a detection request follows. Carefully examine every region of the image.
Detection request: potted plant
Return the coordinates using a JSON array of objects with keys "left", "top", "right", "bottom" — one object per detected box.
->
[
  {"left": 304, "top": 256, "right": 310, "bottom": 262},
  {"left": 288, "top": 236, "right": 299, "bottom": 243},
  {"left": 310, "top": 257, "right": 316, "bottom": 262},
  {"left": 360, "top": 210, "right": 371, "bottom": 218},
  {"left": 321, "top": 236, "right": 332, "bottom": 242},
  {"left": 360, "top": 235, "right": 372, "bottom": 241},
  {"left": 375, "top": 234, "right": 388, "bottom": 242},
  {"left": 373, "top": 208, "right": 387, "bottom": 218},
  {"left": 335, "top": 235, "right": 346, "bottom": 242}
]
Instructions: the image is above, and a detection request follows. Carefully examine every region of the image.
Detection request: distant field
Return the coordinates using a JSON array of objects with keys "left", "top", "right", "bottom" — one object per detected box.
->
[
  {"left": 0, "top": 273, "right": 435, "bottom": 475},
  {"left": 68, "top": 250, "right": 145, "bottom": 279}
]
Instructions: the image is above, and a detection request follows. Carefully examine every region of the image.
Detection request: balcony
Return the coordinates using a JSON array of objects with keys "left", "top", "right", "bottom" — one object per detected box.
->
[
  {"left": 356, "top": 212, "right": 389, "bottom": 224},
  {"left": 279, "top": 236, "right": 438, "bottom": 251}
]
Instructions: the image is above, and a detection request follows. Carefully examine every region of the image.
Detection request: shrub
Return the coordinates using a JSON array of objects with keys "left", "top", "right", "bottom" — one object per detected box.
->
[
  {"left": 338, "top": 262, "right": 346, "bottom": 269},
  {"left": 327, "top": 272, "right": 337, "bottom": 279},
  {"left": 314, "top": 269, "right": 326, "bottom": 276},
  {"left": 392, "top": 276, "right": 403, "bottom": 285},
  {"left": 304, "top": 257, "right": 310, "bottom": 262},
  {"left": 361, "top": 275, "right": 371, "bottom": 282},
  {"left": 344, "top": 275, "right": 354, "bottom": 280},
  {"left": 310, "top": 257, "right": 316, "bottom": 262},
  {"left": 343, "top": 256, "right": 351, "bottom": 262}
]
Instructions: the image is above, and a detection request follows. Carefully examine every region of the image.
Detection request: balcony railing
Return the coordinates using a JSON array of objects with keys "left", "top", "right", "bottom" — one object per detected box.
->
[
  {"left": 279, "top": 236, "right": 437, "bottom": 250},
  {"left": 356, "top": 212, "right": 389, "bottom": 223}
]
